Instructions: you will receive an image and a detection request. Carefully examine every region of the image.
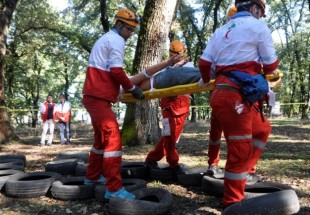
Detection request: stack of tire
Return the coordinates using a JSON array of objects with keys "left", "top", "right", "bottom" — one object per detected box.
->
[
  {"left": 2, "top": 154, "right": 299, "bottom": 215},
  {"left": 0, "top": 154, "right": 26, "bottom": 192},
  {"left": 0, "top": 154, "right": 62, "bottom": 199},
  {"left": 201, "top": 174, "right": 300, "bottom": 215},
  {"left": 46, "top": 155, "right": 174, "bottom": 215},
  {"left": 111, "top": 160, "right": 174, "bottom": 215},
  {"left": 121, "top": 161, "right": 300, "bottom": 215}
]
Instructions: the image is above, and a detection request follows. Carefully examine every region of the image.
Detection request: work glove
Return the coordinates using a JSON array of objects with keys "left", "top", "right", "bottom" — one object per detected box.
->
[
  {"left": 129, "top": 85, "right": 145, "bottom": 100},
  {"left": 198, "top": 78, "right": 210, "bottom": 88}
]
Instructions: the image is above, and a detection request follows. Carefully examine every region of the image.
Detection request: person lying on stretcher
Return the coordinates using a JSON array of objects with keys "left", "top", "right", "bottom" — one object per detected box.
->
[
  {"left": 119, "top": 48, "right": 281, "bottom": 99},
  {"left": 119, "top": 54, "right": 203, "bottom": 98}
]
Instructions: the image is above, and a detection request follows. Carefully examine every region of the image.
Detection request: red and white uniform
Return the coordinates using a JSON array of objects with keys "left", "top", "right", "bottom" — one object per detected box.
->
[
  {"left": 146, "top": 62, "right": 192, "bottom": 168},
  {"left": 56, "top": 101, "right": 71, "bottom": 122},
  {"left": 82, "top": 29, "right": 134, "bottom": 192},
  {"left": 40, "top": 101, "right": 56, "bottom": 145},
  {"left": 40, "top": 102, "right": 56, "bottom": 123},
  {"left": 199, "top": 12, "right": 278, "bottom": 206}
]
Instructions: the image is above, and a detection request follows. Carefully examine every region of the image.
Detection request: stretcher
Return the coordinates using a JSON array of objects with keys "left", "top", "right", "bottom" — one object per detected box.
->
[{"left": 119, "top": 70, "right": 282, "bottom": 103}]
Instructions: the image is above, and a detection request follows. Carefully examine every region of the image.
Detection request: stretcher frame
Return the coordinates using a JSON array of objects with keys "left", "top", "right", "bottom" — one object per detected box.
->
[{"left": 119, "top": 71, "right": 282, "bottom": 103}]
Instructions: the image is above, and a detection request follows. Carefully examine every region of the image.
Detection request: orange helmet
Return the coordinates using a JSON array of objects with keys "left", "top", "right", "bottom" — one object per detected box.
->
[
  {"left": 115, "top": 8, "right": 139, "bottom": 28},
  {"left": 169, "top": 40, "right": 186, "bottom": 56},
  {"left": 227, "top": 6, "right": 237, "bottom": 18},
  {"left": 235, "top": 0, "right": 265, "bottom": 16}
]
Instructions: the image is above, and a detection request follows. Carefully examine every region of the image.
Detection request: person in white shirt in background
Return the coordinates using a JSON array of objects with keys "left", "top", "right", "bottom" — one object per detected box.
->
[{"left": 39, "top": 95, "right": 56, "bottom": 146}]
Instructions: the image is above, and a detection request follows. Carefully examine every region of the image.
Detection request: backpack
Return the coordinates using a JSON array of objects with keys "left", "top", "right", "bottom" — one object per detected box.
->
[{"left": 223, "top": 71, "right": 269, "bottom": 105}]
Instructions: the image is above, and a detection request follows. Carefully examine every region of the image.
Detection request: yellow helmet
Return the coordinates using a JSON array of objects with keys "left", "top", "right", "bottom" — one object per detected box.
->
[
  {"left": 115, "top": 8, "right": 139, "bottom": 28},
  {"left": 169, "top": 40, "right": 186, "bottom": 56},
  {"left": 227, "top": 6, "right": 237, "bottom": 18}
]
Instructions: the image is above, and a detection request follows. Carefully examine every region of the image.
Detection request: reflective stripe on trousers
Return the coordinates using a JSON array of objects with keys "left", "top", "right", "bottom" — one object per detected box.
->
[
  {"left": 90, "top": 147, "right": 123, "bottom": 158},
  {"left": 225, "top": 170, "right": 248, "bottom": 180},
  {"left": 83, "top": 96, "right": 123, "bottom": 191},
  {"left": 229, "top": 134, "right": 252, "bottom": 140}
]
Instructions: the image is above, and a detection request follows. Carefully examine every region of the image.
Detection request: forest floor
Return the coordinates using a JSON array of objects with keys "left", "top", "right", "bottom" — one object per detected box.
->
[{"left": 0, "top": 117, "right": 309, "bottom": 215}]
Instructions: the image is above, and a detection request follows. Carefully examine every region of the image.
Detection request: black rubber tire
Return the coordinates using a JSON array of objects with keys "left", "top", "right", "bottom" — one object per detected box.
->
[
  {"left": 54, "top": 151, "right": 89, "bottom": 163},
  {"left": 120, "top": 162, "right": 149, "bottom": 179},
  {"left": 95, "top": 178, "right": 147, "bottom": 203},
  {"left": 244, "top": 186, "right": 288, "bottom": 199},
  {"left": 202, "top": 175, "right": 294, "bottom": 198},
  {"left": 0, "top": 154, "right": 26, "bottom": 166},
  {"left": 45, "top": 158, "right": 84, "bottom": 175},
  {"left": 75, "top": 162, "right": 88, "bottom": 176},
  {"left": 109, "top": 187, "right": 173, "bottom": 215},
  {"left": 0, "top": 159, "right": 25, "bottom": 167},
  {"left": 50, "top": 176, "right": 95, "bottom": 200},
  {"left": 150, "top": 166, "right": 176, "bottom": 183},
  {"left": 0, "top": 169, "right": 24, "bottom": 191},
  {"left": 223, "top": 189, "right": 300, "bottom": 215},
  {"left": 177, "top": 166, "right": 209, "bottom": 186},
  {"left": 0, "top": 163, "right": 24, "bottom": 171},
  {"left": 4, "top": 171, "right": 62, "bottom": 198}
]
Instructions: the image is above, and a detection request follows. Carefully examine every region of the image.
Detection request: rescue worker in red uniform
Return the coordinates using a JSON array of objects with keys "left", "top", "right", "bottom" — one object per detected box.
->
[
  {"left": 206, "top": 6, "right": 237, "bottom": 177},
  {"left": 198, "top": 0, "right": 279, "bottom": 208},
  {"left": 145, "top": 40, "right": 193, "bottom": 175},
  {"left": 206, "top": 5, "right": 267, "bottom": 184},
  {"left": 82, "top": 8, "right": 145, "bottom": 200}
]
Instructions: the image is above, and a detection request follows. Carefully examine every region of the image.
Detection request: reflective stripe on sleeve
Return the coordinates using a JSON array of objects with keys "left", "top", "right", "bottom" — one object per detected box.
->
[
  {"left": 225, "top": 170, "right": 248, "bottom": 180},
  {"left": 253, "top": 139, "right": 266, "bottom": 150},
  {"left": 104, "top": 151, "right": 123, "bottom": 158},
  {"left": 90, "top": 147, "right": 103, "bottom": 154}
]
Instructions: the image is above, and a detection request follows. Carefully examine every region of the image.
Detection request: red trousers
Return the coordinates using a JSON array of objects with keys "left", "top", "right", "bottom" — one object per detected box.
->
[
  {"left": 210, "top": 89, "right": 271, "bottom": 206},
  {"left": 83, "top": 96, "right": 122, "bottom": 192},
  {"left": 146, "top": 97, "right": 189, "bottom": 168},
  {"left": 208, "top": 114, "right": 257, "bottom": 173},
  {"left": 208, "top": 113, "right": 222, "bottom": 166}
]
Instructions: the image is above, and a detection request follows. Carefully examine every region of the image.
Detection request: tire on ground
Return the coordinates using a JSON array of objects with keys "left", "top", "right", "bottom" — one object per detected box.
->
[
  {"left": 223, "top": 189, "right": 300, "bottom": 215},
  {"left": 0, "top": 170, "right": 24, "bottom": 191},
  {"left": 0, "top": 154, "right": 26, "bottom": 166},
  {"left": 54, "top": 151, "right": 89, "bottom": 163},
  {"left": 95, "top": 178, "right": 147, "bottom": 203},
  {"left": 121, "top": 161, "right": 149, "bottom": 179},
  {"left": 0, "top": 159, "right": 25, "bottom": 167},
  {"left": 45, "top": 158, "right": 84, "bottom": 175},
  {"left": 75, "top": 162, "right": 88, "bottom": 176},
  {"left": 109, "top": 187, "right": 173, "bottom": 215},
  {"left": 0, "top": 163, "right": 25, "bottom": 171},
  {"left": 4, "top": 171, "right": 62, "bottom": 198},
  {"left": 50, "top": 176, "right": 95, "bottom": 200},
  {"left": 177, "top": 166, "right": 209, "bottom": 186},
  {"left": 202, "top": 175, "right": 294, "bottom": 198},
  {"left": 150, "top": 166, "right": 176, "bottom": 183}
]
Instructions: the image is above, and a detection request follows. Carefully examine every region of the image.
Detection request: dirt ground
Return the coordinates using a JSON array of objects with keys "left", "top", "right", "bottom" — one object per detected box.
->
[{"left": 0, "top": 118, "right": 309, "bottom": 215}]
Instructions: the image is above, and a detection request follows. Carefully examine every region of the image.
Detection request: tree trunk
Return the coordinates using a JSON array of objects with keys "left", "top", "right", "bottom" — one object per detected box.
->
[
  {"left": 0, "top": 0, "right": 19, "bottom": 143},
  {"left": 99, "top": 0, "right": 109, "bottom": 33},
  {"left": 64, "top": 60, "right": 69, "bottom": 98},
  {"left": 122, "top": 0, "right": 178, "bottom": 146},
  {"left": 190, "top": 94, "right": 196, "bottom": 122},
  {"left": 212, "top": 0, "right": 224, "bottom": 33}
]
